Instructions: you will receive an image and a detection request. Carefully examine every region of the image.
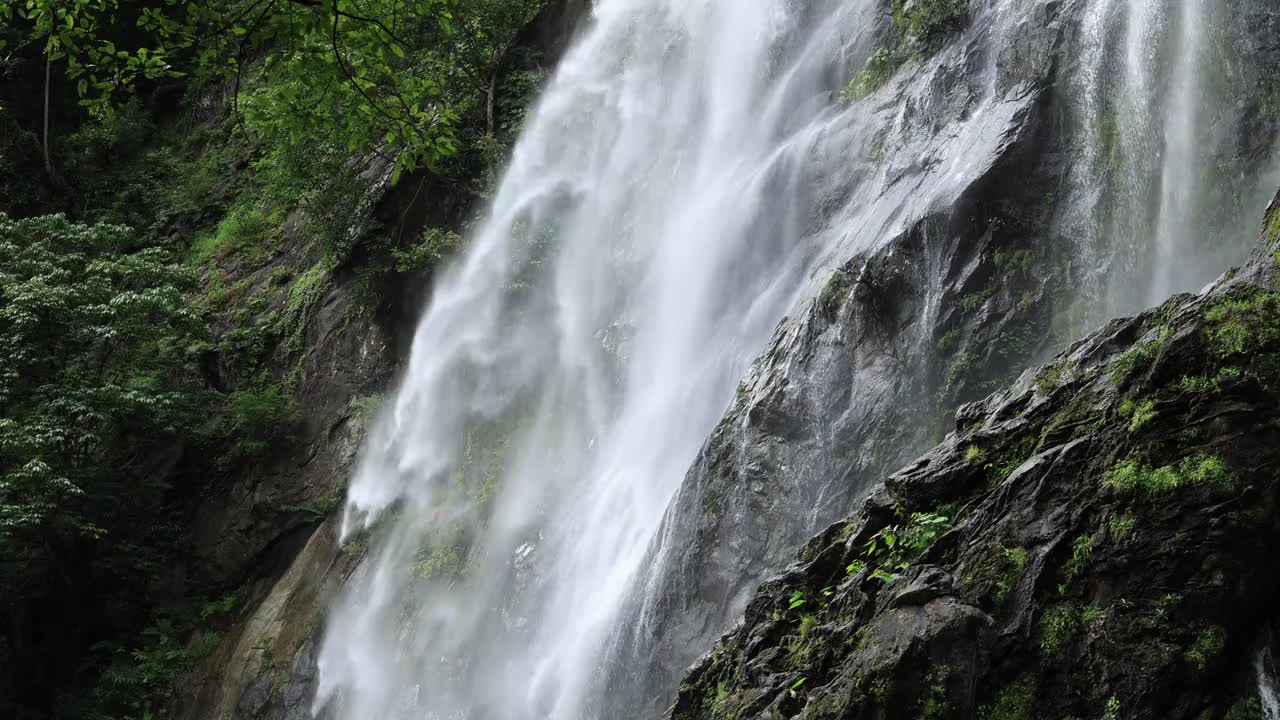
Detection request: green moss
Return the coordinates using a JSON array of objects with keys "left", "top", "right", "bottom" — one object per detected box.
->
[
  {"left": 413, "top": 541, "right": 467, "bottom": 580},
  {"left": 1081, "top": 605, "right": 1106, "bottom": 627},
  {"left": 818, "top": 270, "right": 852, "bottom": 320},
  {"left": 892, "top": 0, "right": 969, "bottom": 46},
  {"left": 1126, "top": 399, "right": 1157, "bottom": 432},
  {"left": 1184, "top": 625, "right": 1227, "bottom": 672},
  {"left": 946, "top": 351, "right": 975, "bottom": 389},
  {"left": 964, "top": 444, "right": 986, "bottom": 464},
  {"left": 1098, "top": 111, "right": 1122, "bottom": 174},
  {"left": 937, "top": 328, "right": 961, "bottom": 354},
  {"left": 1103, "top": 695, "right": 1121, "bottom": 720},
  {"left": 1058, "top": 534, "right": 1094, "bottom": 594},
  {"left": 841, "top": 47, "right": 900, "bottom": 102},
  {"left": 995, "top": 248, "right": 1036, "bottom": 276},
  {"left": 787, "top": 613, "right": 822, "bottom": 668},
  {"left": 1036, "top": 363, "right": 1064, "bottom": 394},
  {"left": 189, "top": 199, "right": 276, "bottom": 264},
  {"left": 961, "top": 284, "right": 995, "bottom": 313},
  {"left": 1100, "top": 454, "right": 1233, "bottom": 496},
  {"left": 991, "top": 546, "right": 1028, "bottom": 605},
  {"left": 1040, "top": 603, "right": 1078, "bottom": 656},
  {"left": 279, "top": 259, "right": 332, "bottom": 354},
  {"left": 978, "top": 674, "right": 1036, "bottom": 720},
  {"left": 1204, "top": 289, "right": 1280, "bottom": 358},
  {"left": 1108, "top": 512, "right": 1136, "bottom": 540},
  {"left": 1111, "top": 339, "right": 1160, "bottom": 386},
  {"left": 989, "top": 434, "right": 1038, "bottom": 484},
  {"left": 1268, "top": 206, "right": 1280, "bottom": 245}
]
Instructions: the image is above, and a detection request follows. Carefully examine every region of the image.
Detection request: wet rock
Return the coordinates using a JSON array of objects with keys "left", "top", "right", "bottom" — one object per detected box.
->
[{"left": 669, "top": 194, "right": 1280, "bottom": 719}]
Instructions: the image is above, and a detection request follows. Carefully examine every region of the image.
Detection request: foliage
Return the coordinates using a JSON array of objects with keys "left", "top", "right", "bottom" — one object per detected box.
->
[
  {"left": 90, "top": 591, "right": 238, "bottom": 718},
  {"left": 1108, "top": 512, "right": 1135, "bottom": 540},
  {"left": 394, "top": 226, "right": 464, "bottom": 272},
  {"left": 1125, "top": 399, "right": 1157, "bottom": 432},
  {"left": 1204, "top": 289, "right": 1280, "bottom": 358},
  {"left": 189, "top": 200, "right": 277, "bottom": 265},
  {"left": 964, "top": 444, "right": 985, "bottom": 464},
  {"left": 279, "top": 258, "right": 332, "bottom": 354},
  {"left": 937, "top": 328, "right": 960, "bottom": 354},
  {"left": 414, "top": 540, "right": 467, "bottom": 579},
  {"left": 1111, "top": 338, "right": 1160, "bottom": 386},
  {"left": 1183, "top": 625, "right": 1226, "bottom": 672},
  {"left": 978, "top": 674, "right": 1036, "bottom": 720},
  {"left": 1039, "top": 603, "right": 1078, "bottom": 656},
  {"left": 0, "top": 213, "right": 204, "bottom": 548},
  {"left": 989, "top": 546, "right": 1027, "bottom": 605},
  {"left": 945, "top": 351, "right": 975, "bottom": 389},
  {"left": 1080, "top": 605, "right": 1106, "bottom": 627},
  {"left": 841, "top": 47, "right": 899, "bottom": 103},
  {"left": 1101, "top": 454, "right": 1233, "bottom": 496},
  {"left": 2, "top": 0, "right": 544, "bottom": 183},
  {"left": 1057, "top": 534, "right": 1093, "bottom": 594},
  {"left": 859, "top": 511, "right": 951, "bottom": 582},
  {"left": 0, "top": 213, "right": 209, "bottom": 717},
  {"left": 217, "top": 383, "right": 298, "bottom": 461},
  {"left": 1225, "top": 695, "right": 1266, "bottom": 720},
  {"left": 961, "top": 284, "right": 994, "bottom": 313},
  {"left": 1035, "top": 363, "right": 1064, "bottom": 393},
  {"left": 818, "top": 269, "right": 851, "bottom": 320},
  {"left": 893, "top": 0, "right": 969, "bottom": 46}
]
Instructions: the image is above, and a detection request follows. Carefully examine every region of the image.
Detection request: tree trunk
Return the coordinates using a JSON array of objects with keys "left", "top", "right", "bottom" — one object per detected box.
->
[
  {"left": 42, "top": 53, "right": 54, "bottom": 178},
  {"left": 486, "top": 74, "right": 496, "bottom": 136}
]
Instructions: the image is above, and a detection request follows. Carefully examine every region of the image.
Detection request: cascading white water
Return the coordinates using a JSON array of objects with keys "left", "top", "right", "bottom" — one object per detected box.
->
[
  {"left": 314, "top": 1, "right": 1280, "bottom": 718},
  {"left": 1085, "top": 0, "right": 1279, "bottom": 318},
  {"left": 314, "top": 1, "right": 863, "bottom": 717},
  {"left": 1257, "top": 640, "right": 1280, "bottom": 719}
]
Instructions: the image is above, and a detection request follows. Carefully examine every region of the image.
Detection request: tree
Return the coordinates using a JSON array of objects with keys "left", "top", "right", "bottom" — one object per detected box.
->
[
  {"left": 0, "top": 0, "right": 544, "bottom": 183},
  {"left": 0, "top": 213, "right": 206, "bottom": 716}
]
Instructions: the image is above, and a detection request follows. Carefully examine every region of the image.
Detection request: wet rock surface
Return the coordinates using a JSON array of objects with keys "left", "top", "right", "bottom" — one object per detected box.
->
[
  {"left": 669, "top": 196, "right": 1280, "bottom": 720},
  {"left": 606, "top": 0, "right": 1280, "bottom": 714}
]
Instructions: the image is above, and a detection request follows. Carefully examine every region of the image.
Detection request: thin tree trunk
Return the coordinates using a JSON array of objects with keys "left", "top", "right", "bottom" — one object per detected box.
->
[
  {"left": 42, "top": 54, "right": 54, "bottom": 178},
  {"left": 485, "top": 74, "right": 496, "bottom": 136}
]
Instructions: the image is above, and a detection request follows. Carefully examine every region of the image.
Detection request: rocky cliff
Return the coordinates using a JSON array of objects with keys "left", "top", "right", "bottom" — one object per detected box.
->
[
  {"left": 604, "top": 1, "right": 1280, "bottom": 714},
  {"left": 668, "top": 195, "right": 1280, "bottom": 720}
]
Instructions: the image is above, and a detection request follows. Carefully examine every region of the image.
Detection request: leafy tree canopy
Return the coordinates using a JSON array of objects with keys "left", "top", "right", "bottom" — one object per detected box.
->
[
  {"left": 0, "top": 0, "right": 543, "bottom": 181},
  {"left": 0, "top": 213, "right": 204, "bottom": 584}
]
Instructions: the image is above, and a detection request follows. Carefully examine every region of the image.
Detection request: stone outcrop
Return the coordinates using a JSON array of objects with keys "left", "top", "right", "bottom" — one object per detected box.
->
[{"left": 669, "top": 196, "right": 1280, "bottom": 720}]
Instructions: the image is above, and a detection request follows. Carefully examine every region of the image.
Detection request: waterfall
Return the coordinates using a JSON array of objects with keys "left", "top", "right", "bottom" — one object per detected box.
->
[
  {"left": 315, "top": 1, "right": 860, "bottom": 717},
  {"left": 1259, "top": 643, "right": 1280, "bottom": 720},
  {"left": 1089, "top": 0, "right": 1278, "bottom": 317},
  {"left": 314, "top": 1, "right": 1280, "bottom": 718}
]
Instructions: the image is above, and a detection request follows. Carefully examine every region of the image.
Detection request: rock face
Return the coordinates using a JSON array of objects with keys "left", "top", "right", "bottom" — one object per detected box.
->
[
  {"left": 668, "top": 196, "right": 1280, "bottom": 720},
  {"left": 604, "top": 1, "right": 1280, "bottom": 714}
]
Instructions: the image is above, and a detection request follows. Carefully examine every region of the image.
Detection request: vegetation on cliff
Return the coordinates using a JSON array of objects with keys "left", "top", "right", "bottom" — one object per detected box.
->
[
  {"left": 0, "top": 1, "right": 550, "bottom": 717},
  {"left": 670, "top": 202, "right": 1280, "bottom": 720}
]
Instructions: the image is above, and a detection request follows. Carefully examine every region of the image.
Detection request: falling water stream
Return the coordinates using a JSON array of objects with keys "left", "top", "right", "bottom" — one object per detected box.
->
[{"left": 315, "top": 0, "right": 1279, "bottom": 718}]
